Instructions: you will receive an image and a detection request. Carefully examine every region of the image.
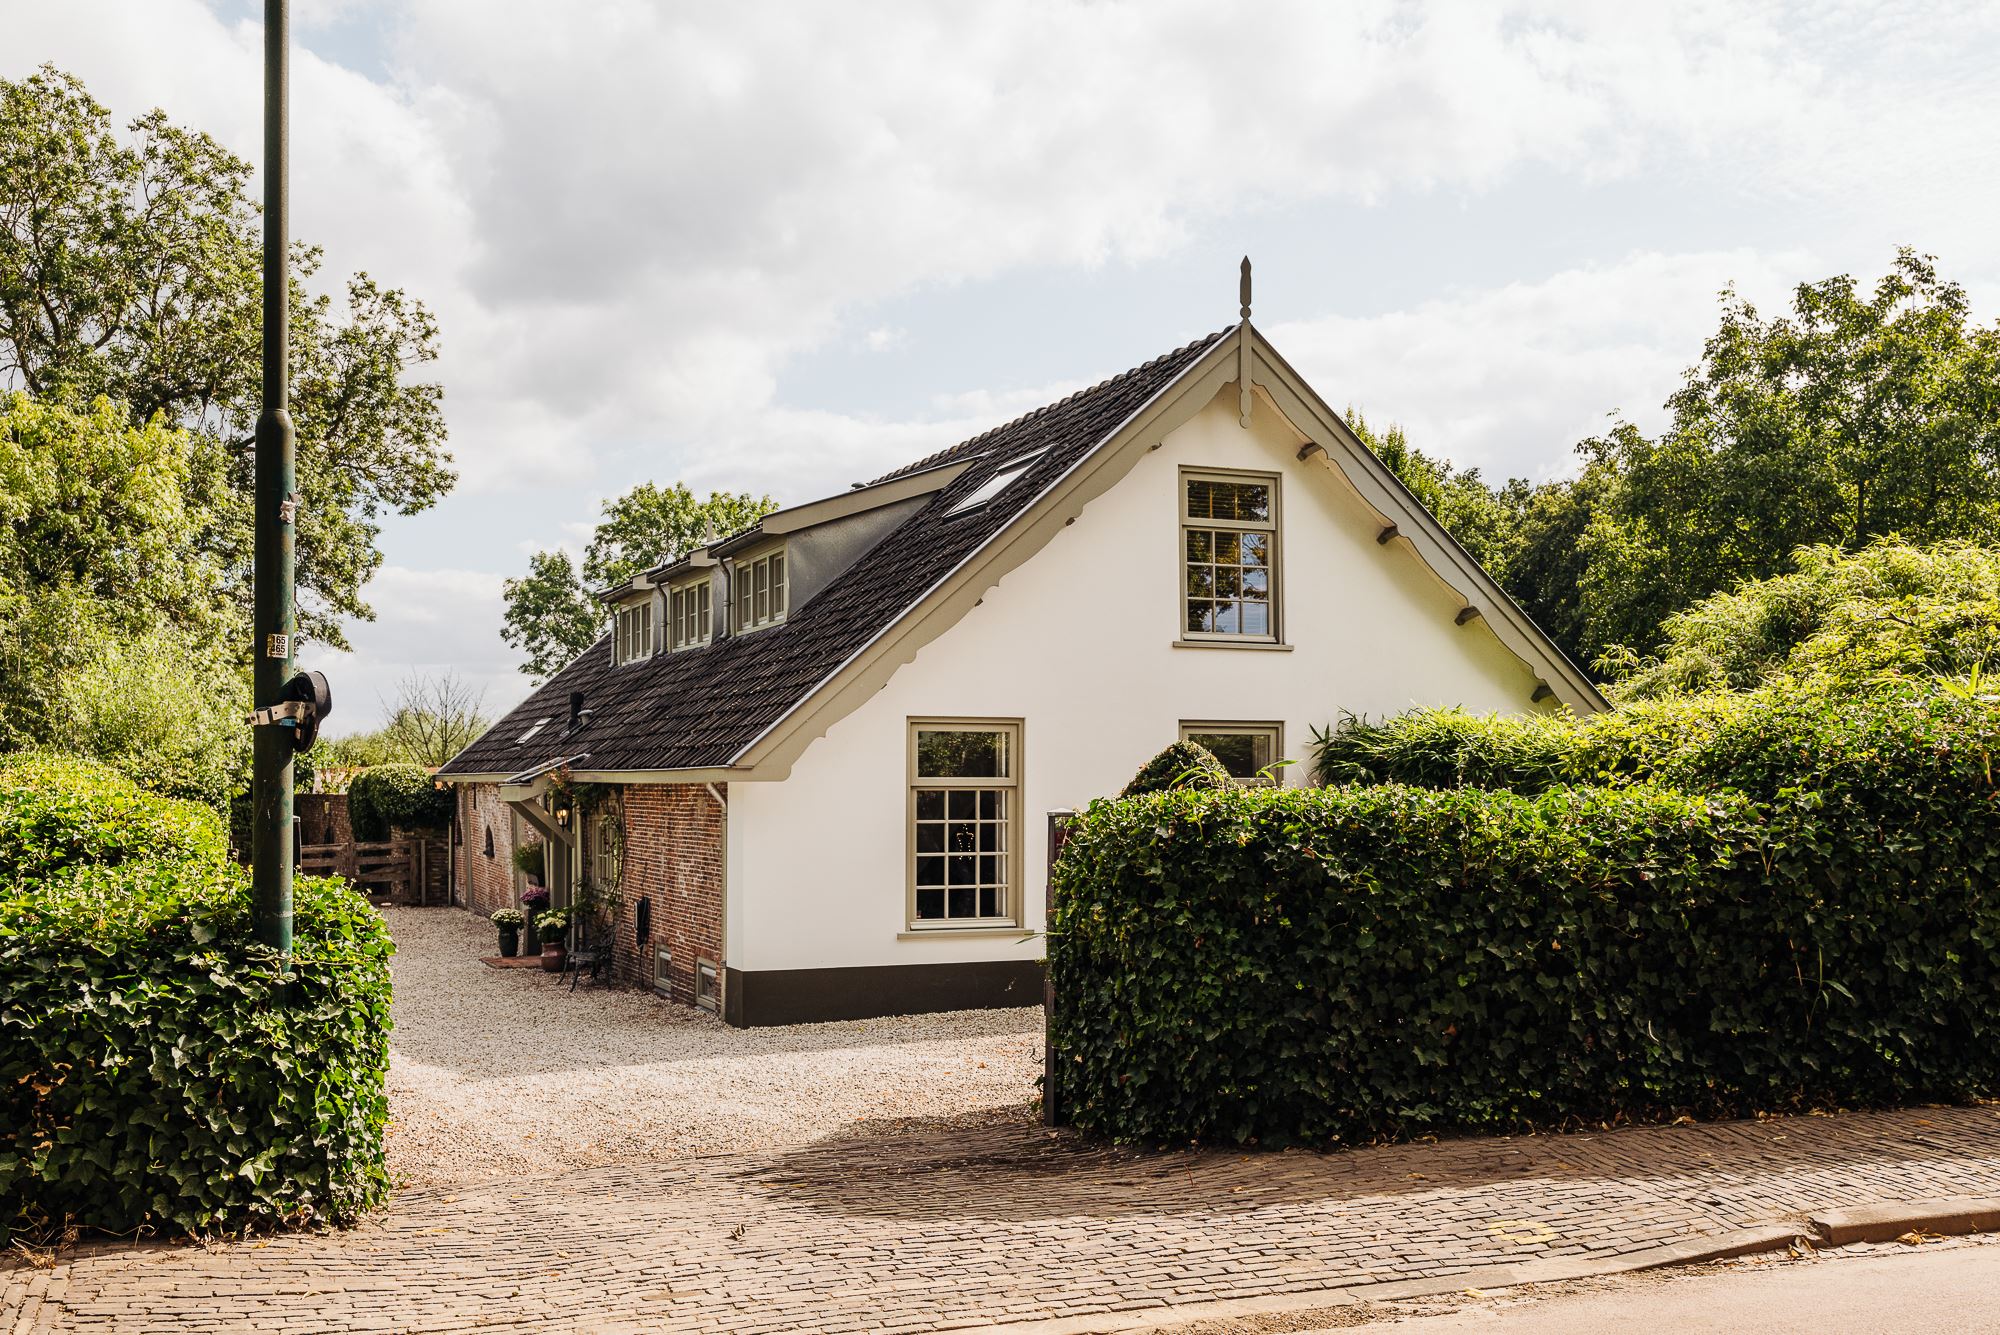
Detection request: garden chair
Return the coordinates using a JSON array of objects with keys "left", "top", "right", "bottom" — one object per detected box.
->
[{"left": 562, "top": 916, "right": 609, "bottom": 993}]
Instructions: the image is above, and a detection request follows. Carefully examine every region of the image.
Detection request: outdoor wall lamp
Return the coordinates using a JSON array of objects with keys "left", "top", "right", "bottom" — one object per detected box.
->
[{"left": 555, "top": 806, "right": 571, "bottom": 829}]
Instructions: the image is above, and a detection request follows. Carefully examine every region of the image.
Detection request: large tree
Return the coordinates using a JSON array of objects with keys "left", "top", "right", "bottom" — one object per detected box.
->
[
  {"left": 1573, "top": 250, "right": 2000, "bottom": 662},
  {"left": 0, "top": 65, "right": 452, "bottom": 648},
  {"left": 0, "top": 391, "right": 245, "bottom": 806},
  {"left": 502, "top": 482, "right": 776, "bottom": 679},
  {"left": 1352, "top": 252, "right": 2000, "bottom": 674}
]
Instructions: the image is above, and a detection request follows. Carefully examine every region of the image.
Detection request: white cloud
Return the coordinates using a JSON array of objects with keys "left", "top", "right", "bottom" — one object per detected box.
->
[{"left": 1270, "top": 249, "right": 1811, "bottom": 482}]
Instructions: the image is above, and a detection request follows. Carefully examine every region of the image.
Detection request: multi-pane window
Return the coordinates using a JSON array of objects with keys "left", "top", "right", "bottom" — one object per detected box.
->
[
  {"left": 613, "top": 602, "right": 654, "bottom": 664},
  {"left": 1181, "top": 722, "right": 1284, "bottom": 786},
  {"left": 670, "top": 579, "right": 712, "bottom": 650},
  {"left": 1183, "top": 471, "right": 1279, "bottom": 640},
  {"left": 909, "top": 721, "right": 1019, "bottom": 926},
  {"left": 735, "top": 549, "right": 787, "bottom": 632}
]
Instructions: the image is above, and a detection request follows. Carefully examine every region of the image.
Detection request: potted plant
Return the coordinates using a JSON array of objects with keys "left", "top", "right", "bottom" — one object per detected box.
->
[
  {"left": 520, "top": 884, "right": 550, "bottom": 953},
  {"left": 535, "top": 908, "right": 571, "bottom": 973},
  {"left": 490, "top": 908, "right": 524, "bottom": 957}
]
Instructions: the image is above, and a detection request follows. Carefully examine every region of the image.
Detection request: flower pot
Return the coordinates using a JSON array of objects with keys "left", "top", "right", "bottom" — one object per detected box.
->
[
  {"left": 541, "top": 943, "right": 567, "bottom": 973},
  {"left": 498, "top": 925, "right": 520, "bottom": 958}
]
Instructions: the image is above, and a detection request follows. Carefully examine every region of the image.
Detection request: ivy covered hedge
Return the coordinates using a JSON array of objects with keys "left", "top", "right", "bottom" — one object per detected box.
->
[
  {"left": 1, "top": 753, "right": 393, "bottom": 1239},
  {"left": 1050, "top": 687, "right": 2000, "bottom": 1145}
]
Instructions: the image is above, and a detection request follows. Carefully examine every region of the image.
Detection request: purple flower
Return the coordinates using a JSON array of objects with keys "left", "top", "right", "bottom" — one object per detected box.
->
[{"left": 522, "top": 886, "right": 550, "bottom": 910}]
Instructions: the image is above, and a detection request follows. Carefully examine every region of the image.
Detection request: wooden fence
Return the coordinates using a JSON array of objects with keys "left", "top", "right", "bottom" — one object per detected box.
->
[{"left": 300, "top": 833, "right": 449, "bottom": 905}]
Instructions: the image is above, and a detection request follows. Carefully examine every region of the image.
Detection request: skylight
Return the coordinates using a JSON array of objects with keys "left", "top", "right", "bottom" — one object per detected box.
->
[
  {"left": 517, "top": 717, "right": 551, "bottom": 744},
  {"left": 946, "top": 450, "right": 1048, "bottom": 516}
]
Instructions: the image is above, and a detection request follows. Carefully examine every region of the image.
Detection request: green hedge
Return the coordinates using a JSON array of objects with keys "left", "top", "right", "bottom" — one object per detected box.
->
[
  {"left": 347, "top": 762, "right": 452, "bottom": 841},
  {"left": 1, "top": 753, "right": 393, "bottom": 1239},
  {"left": 1050, "top": 689, "right": 2000, "bottom": 1144},
  {"left": 0, "top": 752, "right": 229, "bottom": 881},
  {"left": 1121, "top": 741, "right": 1232, "bottom": 797}
]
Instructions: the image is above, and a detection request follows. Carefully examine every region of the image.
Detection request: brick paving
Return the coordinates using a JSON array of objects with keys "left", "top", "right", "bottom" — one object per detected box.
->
[{"left": 11, "top": 1101, "right": 2000, "bottom": 1334}]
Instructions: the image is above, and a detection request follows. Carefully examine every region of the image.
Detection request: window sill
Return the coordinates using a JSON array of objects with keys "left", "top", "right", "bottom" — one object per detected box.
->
[
  {"left": 1171, "top": 638, "right": 1294, "bottom": 652},
  {"left": 897, "top": 926, "right": 1029, "bottom": 940}
]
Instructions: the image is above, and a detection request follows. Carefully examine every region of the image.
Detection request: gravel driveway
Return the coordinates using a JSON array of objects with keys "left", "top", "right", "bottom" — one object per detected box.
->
[{"left": 382, "top": 906, "right": 1043, "bottom": 1187}]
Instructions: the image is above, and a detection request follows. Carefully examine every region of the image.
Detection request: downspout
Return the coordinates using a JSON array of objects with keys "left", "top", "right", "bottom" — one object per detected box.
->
[{"left": 707, "top": 780, "right": 729, "bottom": 1014}]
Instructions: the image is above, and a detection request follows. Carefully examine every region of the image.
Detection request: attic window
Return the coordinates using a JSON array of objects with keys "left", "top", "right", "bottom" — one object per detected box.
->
[
  {"left": 518, "top": 717, "right": 551, "bottom": 744},
  {"left": 945, "top": 449, "right": 1048, "bottom": 516}
]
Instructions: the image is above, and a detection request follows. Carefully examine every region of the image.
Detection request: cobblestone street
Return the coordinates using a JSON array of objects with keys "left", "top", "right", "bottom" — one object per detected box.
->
[{"left": 11, "top": 1102, "right": 2000, "bottom": 1333}]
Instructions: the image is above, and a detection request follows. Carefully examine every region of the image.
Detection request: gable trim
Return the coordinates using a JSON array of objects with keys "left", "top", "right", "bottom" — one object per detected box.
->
[{"left": 1244, "top": 330, "right": 1606, "bottom": 712}]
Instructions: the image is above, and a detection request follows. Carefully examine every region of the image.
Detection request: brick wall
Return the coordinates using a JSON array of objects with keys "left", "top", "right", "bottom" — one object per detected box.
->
[
  {"left": 297, "top": 793, "right": 351, "bottom": 848},
  {"left": 612, "top": 783, "right": 726, "bottom": 1010},
  {"left": 458, "top": 784, "right": 520, "bottom": 920}
]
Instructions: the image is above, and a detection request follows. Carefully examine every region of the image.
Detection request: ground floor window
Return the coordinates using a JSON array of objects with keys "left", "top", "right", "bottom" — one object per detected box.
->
[
  {"left": 695, "top": 959, "right": 721, "bottom": 1012},
  {"left": 908, "top": 719, "right": 1020, "bottom": 927},
  {"left": 1180, "top": 721, "right": 1284, "bottom": 785}
]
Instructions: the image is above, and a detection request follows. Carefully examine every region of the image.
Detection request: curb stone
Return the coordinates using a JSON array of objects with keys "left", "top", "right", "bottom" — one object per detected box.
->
[
  {"left": 957, "top": 1203, "right": 2000, "bottom": 1335},
  {"left": 1808, "top": 1196, "right": 2000, "bottom": 1246}
]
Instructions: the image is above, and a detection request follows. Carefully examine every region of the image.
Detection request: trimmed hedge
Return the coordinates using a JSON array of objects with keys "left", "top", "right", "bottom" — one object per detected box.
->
[
  {"left": 1051, "top": 688, "right": 2000, "bottom": 1145},
  {"left": 347, "top": 763, "right": 452, "bottom": 841},
  {"left": 1, "top": 755, "right": 394, "bottom": 1239},
  {"left": 1121, "top": 741, "right": 1232, "bottom": 797},
  {"left": 0, "top": 752, "right": 229, "bottom": 881}
]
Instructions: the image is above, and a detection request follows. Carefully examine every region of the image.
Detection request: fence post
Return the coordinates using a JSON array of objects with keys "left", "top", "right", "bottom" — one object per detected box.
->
[{"left": 1044, "top": 808, "right": 1074, "bottom": 1128}]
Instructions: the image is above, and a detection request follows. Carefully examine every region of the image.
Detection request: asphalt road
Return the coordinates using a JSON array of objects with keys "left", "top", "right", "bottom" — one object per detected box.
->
[{"left": 1358, "top": 1238, "right": 2000, "bottom": 1333}]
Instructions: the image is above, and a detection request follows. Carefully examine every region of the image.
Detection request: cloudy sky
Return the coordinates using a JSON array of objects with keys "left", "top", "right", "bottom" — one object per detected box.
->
[{"left": 9, "top": 1, "right": 1999, "bottom": 730}]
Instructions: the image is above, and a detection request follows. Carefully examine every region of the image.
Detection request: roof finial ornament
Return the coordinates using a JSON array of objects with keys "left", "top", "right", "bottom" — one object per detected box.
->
[{"left": 1237, "top": 256, "right": 1254, "bottom": 427}]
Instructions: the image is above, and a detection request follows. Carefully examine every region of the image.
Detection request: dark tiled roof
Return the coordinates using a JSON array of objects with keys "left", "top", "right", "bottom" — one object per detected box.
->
[{"left": 441, "top": 329, "right": 1229, "bottom": 777}]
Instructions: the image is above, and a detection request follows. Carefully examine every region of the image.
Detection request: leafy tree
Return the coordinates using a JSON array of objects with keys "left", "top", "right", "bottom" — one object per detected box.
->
[
  {"left": 1607, "top": 539, "right": 2000, "bottom": 700},
  {"left": 1576, "top": 250, "right": 2000, "bottom": 662},
  {"left": 503, "top": 482, "right": 775, "bottom": 679},
  {"left": 1354, "top": 410, "right": 1531, "bottom": 581},
  {"left": 0, "top": 65, "right": 452, "bottom": 647},
  {"left": 0, "top": 392, "right": 245, "bottom": 806},
  {"left": 500, "top": 550, "right": 602, "bottom": 682}
]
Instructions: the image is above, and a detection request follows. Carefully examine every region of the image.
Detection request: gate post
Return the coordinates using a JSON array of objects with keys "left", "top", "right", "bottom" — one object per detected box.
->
[{"left": 1043, "top": 808, "right": 1074, "bottom": 1128}]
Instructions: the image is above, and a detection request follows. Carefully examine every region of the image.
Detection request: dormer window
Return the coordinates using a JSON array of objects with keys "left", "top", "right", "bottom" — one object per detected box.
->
[
  {"left": 613, "top": 601, "right": 654, "bottom": 664},
  {"left": 734, "top": 548, "right": 786, "bottom": 633},
  {"left": 670, "top": 578, "right": 713, "bottom": 651}
]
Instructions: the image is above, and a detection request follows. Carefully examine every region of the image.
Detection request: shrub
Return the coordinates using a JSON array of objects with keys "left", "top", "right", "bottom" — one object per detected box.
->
[
  {"left": 1606, "top": 539, "right": 2000, "bottom": 700},
  {"left": 1121, "top": 741, "right": 1232, "bottom": 797},
  {"left": 0, "top": 752, "right": 229, "bottom": 882},
  {"left": 1309, "top": 692, "right": 1767, "bottom": 793},
  {"left": 0, "top": 861, "right": 393, "bottom": 1237},
  {"left": 1050, "top": 689, "right": 2000, "bottom": 1144},
  {"left": 346, "top": 763, "right": 452, "bottom": 841}
]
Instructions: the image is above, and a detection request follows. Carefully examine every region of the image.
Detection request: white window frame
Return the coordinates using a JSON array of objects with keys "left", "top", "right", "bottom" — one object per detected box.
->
[
  {"left": 734, "top": 547, "right": 788, "bottom": 633},
  {"left": 613, "top": 601, "right": 654, "bottom": 665},
  {"left": 1180, "top": 467, "right": 1281, "bottom": 644},
  {"left": 1180, "top": 720, "right": 1285, "bottom": 786},
  {"left": 670, "top": 578, "right": 713, "bottom": 651},
  {"left": 906, "top": 718, "right": 1022, "bottom": 930}
]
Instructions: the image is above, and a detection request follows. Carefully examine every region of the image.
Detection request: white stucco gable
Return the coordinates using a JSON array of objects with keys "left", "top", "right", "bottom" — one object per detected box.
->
[{"left": 728, "top": 373, "right": 1573, "bottom": 980}]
